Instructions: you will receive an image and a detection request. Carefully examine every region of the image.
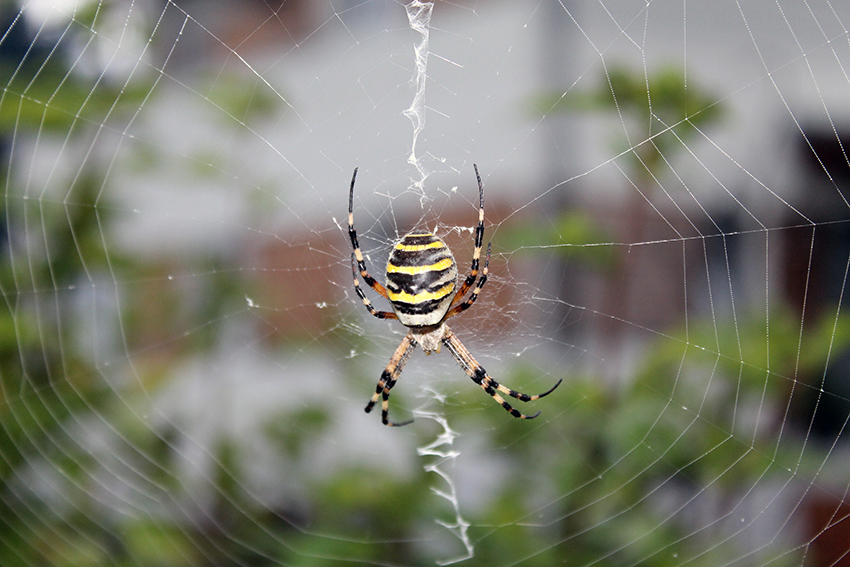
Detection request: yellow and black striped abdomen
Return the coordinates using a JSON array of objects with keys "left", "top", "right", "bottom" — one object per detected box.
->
[{"left": 385, "top": 232, "right": 458, "bottom": 327}]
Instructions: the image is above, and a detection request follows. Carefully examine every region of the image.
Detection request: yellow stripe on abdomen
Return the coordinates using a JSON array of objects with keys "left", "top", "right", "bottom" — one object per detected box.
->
[
  {"left": 387, "top": 282, "right": 455, "bottom": 304},
  {"left": 394, "top": 239, "right": 445, "bottom": 252},
  {"left": 386, "top": 257, "right": 454, "bottom": 275}
]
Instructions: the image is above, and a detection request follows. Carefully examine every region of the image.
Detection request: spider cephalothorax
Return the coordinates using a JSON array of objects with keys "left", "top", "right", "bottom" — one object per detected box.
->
[{"left": 348, "top": 165, "right": 561, "bottom": 426}]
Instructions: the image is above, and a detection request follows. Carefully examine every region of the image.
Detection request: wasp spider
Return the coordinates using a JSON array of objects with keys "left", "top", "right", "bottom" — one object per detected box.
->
[{"left": 348, "top": 165, "right": 562, "bottom": 426}]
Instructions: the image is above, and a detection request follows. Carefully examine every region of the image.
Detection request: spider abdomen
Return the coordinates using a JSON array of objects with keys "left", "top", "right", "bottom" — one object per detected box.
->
[{"left": 385, "top": 232, "right": 458, "bottom": 327}]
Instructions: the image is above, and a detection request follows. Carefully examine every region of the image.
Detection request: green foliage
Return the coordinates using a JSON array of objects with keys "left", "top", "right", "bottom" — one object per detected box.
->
[
  {"left": 537, "top": 63, "right": 723, "bottom": 183},
  {"left": 497, "top": 208, "right": 614, "bottom": 268},
  {"left": 202, "top": 70, "right": 281, "bottom": 126},
  {"left": 0, "top": 60, "right": 150, "bottom": 135},
  {"left": 510, "top": 307, "right": 836, "bottom": 565}
]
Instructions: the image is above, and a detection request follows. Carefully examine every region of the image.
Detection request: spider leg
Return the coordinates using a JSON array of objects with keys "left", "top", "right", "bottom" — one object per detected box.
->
[
  {"left": 351, "top": 254, "right": 397, "bottom": 320},
  {"left": 365, "top": 332, "right": 417, "bottom": 426},
  {"left": 450, "top": 164, "right": 487, "bottom": 307},
  {"left": 348, "top": 167, "right": 392, "bottom": 299},
  {"left": 445, "top": 242, "right": 490, "bottom": 320},
  {"left": 442, "top": 328, "right": 562, "bottom": 420}
]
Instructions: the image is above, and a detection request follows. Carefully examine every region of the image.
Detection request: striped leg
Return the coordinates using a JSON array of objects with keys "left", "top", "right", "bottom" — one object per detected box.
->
[
  {"left": 450, "top": 164, "right": 489, "bottom": 307},
  {"left": 442, "top": 328, "right": 561, "bottom": 420},
  {"left": 445, "top": 243, "right": 490, "bottom": 320},
  {"left": 365, "top": 332, "right": 417, "bottom": 426},
  {"left": 348, "top": 167, "right": 393, "bottom": 300},
  {"left": 351, "top": 254, "right": 397, "bottom": 320}
]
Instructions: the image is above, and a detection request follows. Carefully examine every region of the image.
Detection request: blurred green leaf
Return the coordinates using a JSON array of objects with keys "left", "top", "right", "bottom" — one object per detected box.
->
[
  {"left": 536, "top": 63, "right": 723, "bottom": 182},
  {"left": 498, "top": 208, "right": 614, "bottom": 268},
  {"left": 0, "top": 63, "right": 150, "bottom": 134}
]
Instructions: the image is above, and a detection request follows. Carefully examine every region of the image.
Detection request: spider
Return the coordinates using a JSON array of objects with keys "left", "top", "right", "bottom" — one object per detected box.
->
[{"left": 348, "top": 165, "right": 562, "bottom": 426}]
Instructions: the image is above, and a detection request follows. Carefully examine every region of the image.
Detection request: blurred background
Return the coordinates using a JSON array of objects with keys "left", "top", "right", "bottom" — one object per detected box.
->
[{"left": 2, "top": 0, "right": 850, "bottom": 565}]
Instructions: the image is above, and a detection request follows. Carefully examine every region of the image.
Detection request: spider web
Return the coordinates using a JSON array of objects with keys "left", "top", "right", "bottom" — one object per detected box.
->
[{"left": 2, "top": 0, "right": 850, "bottom": 566}]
